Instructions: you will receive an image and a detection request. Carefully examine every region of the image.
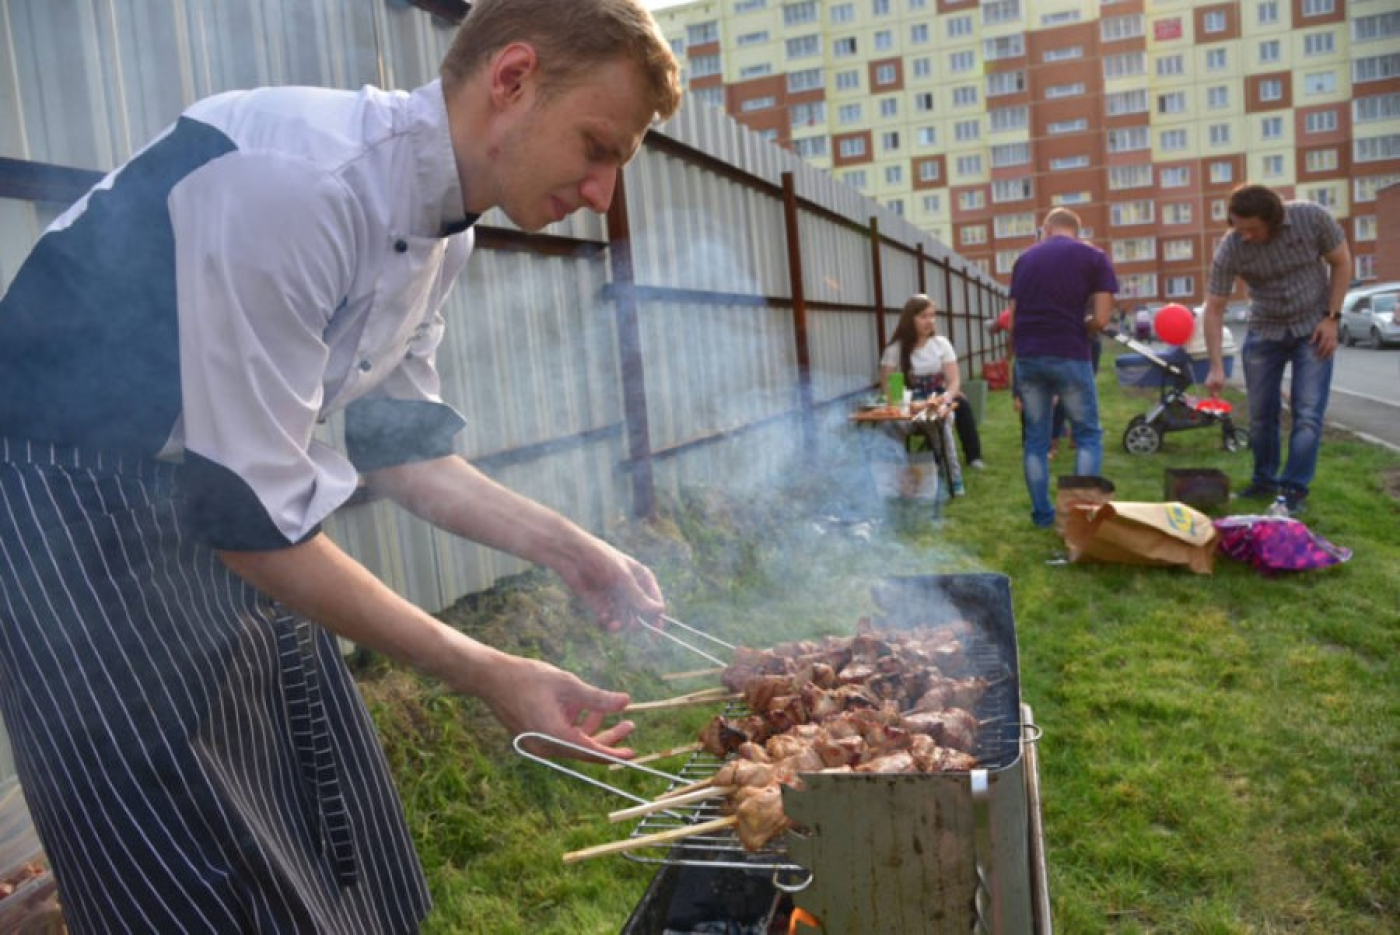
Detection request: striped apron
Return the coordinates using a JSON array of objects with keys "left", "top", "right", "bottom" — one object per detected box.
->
[{"left": 0, "top": 439, "right": 430, "bottom": 933}]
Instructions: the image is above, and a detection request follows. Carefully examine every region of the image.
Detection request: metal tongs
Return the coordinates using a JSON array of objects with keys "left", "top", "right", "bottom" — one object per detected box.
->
[{"left": 632, "top": 614, "right": 735, "bottom": 668}]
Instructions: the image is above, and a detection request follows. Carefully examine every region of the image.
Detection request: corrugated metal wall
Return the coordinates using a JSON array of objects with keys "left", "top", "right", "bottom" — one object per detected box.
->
[{"left": 0, "top": 0, "right": 1007, "bottom": 779}]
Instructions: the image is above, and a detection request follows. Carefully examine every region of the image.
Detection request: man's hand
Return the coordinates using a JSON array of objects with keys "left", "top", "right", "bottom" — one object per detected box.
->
[
  {"left": 1204, "top": 363, "right": 1228, "bottom": 396},
  {"left": 557, "top": 538, "right": 664, "bottom": 634},
  {"left": 479, "top": 655, "right": 636, "bottom": 761},
  {"left": 1312, "top": 317, "right": 1339, "bottom": 360}
]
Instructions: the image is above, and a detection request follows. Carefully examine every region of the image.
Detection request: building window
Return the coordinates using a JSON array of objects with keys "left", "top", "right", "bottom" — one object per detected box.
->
[
  {"left": 844, "top": 169, "right": 867, "bottom": 190},
  {"left": 830, "top": 2, "right": 854, "bottom": 24},
  {"left": 691, "top": 86, "right": 723, "bottom": 108},
  {"left": 910, "top": 23, "right": 929, "bottom": 44},
  {"left": 1111, "top": 200, "right": 1155, "bottom": 226},
  {"left": 1160, "top": 128, "right": 1189, "bottom": 151},
  {"left": 881, "top": 131, "right": 901, "bottom": 151},
  {"left": 1353, "top": 11, "right": 1400, "bottom": 43},
  {"left": 1102, "top": 14, "right": 1145, "bottom": 41},
  {"left": 1209, "top": 124, "right": 1232, "bottom": 146},
  {"left": 1259, "top": 79, "right": 1284, "bottom": 102},
  {"left": 836, "top": 70, "right": 861, "bottom": 91},
  {"left": 991, "top": 179, "right": 1033, "bottom": 203},
  {"left": 1262, "top": 154, "right": 1285, "bottom": 176},
  {"left": 1158, "top": 92, "right": 1187, "bottom": 115},
  {"left": 953, "top": 86, "right": 979, "bottom": 107},
  {"left": 740, "top": 96, "right": 776, "bottom": 112},
  {"left": 984, "top": 36, "right": 1026, "bottom": 61},
  {"left": 1304, "top": 32, "right": 1335, "bottom": 56},
  {"left": 917, "top": 126, "right": 937, "bottom": 147},
  {"left": 1355, "top": 93, "right": 1400, "bottom": 123},
  {"left": 1354, "top": 215, "right": 1377, "bottom": 241},
  {"left": 1049, "top": 118, "right": 1089, "bottom": 134},
  {"left": 874, "top": 30, "right": 893, "bottom": 51},
  {"left": 838, "top": 103, "right": 863, "bottom": 124},
  {"left": 737, "top": 30, "right": 770, "bottom": 47},
  {"left": 947, "top": 14, "right": 972, "bottom": 38},
  {"left": 1211, "top": 199, "right": 1228, "bottom": 221},
  {"left": 982, "top": 0, "right": 1021, "bottom": 27},
  {"left": 1112, "top": 238, "right": 1156, "bottom": 263},
  {"left": 1356, "top": 134, "right": 1400, "bottom": 163},
  {"left": 1354, "top": 173, "right": 1400, "bottom": 201},
  {"left": 1261, "top": 116, "right": 1284, "bottom": 139},
  {"left": 1109, "top": 127, "right": 1151, "bottom": 152},
  {"left": 786, "top": 35, "right": 820, "bottom": 58},
  {"left": 991, "top": 142, "right": 1031, "bottom": 167},
  {"left": 1164, "top": 203, "right": 1193, "bottom": 225},
  {"left": 914, "top": 92, "right": 934, "bottom": 113},
  {"left": 955, "top": 155, "right": 983, "bottom": 176},
  {"left": 1157, "top": 54, "right": 1185, "bottom": 78},
  {"left": 874, "top": 64, "right": 897, "bottom": 86},
  {"left": 1305, "top": 149, "right": 1339, "bottom": 172},
  {"left": 1164, "top": 238, "right": 1194, "bottom": 260},
  {"left": 1206, "top": 49, "right": 1227, "bottom": 70},
  {"left": 949, "top": 51, "right": 975, "bottom": 73},
  {"left": 1103, "top": 52, "right": 1147, "bottom": 79},
  {"left": 783, "top": 1, "right": 818, "bottom": 26},
  {"left": 1118, "top": 273, "right": 1159, "bottom": 299},
  {"left": 1210, "top": 161, "right": 1234, "bottom": 183},
  {"left": 1105, "top": 89, "right": 1149, "bottom": 116},
  {"left": 1302, "top": 0, "right": 1335, "bottom": 17},
  {"left": 912, "top": 57, "right": 932, "bottom": 79},
  {"left": 885, "top": 165, "right": 903, "bottom": 185},
  {"left": 1356, "top": 255, "right": 1376, "bottom": 281},
  {"left": 1203, "top": 11, "right": 1227, "bottom": 33},
  {"left": 740, "top": 64, "right": 773, "bottom": 79},
  {"left": 1046, "top": 82, "right": 1085, "bottom": 100},
  {"left": 1259, "top": 40, "right": 1281, "bottom": 64},
  {"left": 1207, "top": 86, "right": 1229, "bottom": 109},
  {"left": 987, "top": 71, "right": 1027, "bottom": 97},
  {"left": 1257, "top": 2, "right": 1279, "bottom": 26},
  {"left": 989, "top": 106, "right": 1029, "bottom": 132},
  {"left": 792, "top": 136, "right": 828, "bottom": 158},
  {"left": 1160, "top": 166, "right": 1190, "bottom": 187},
  {"left": 955, "top": 120, "right": 981, "bottom": 141},
  {"left": 880, "top": 98, "right": 898, "bottom": 117},
  {"left": 872, "top": 0, "right": 890, "bottom": 14},
  {"left": 1354, "top": 54, "right": 1400, "bottom": 84},
  {"left": 1306, "top": 186, "right": 1338, "bottom": 207},
  {"left": 1054, "top": 192, "right": 1091, "bottom": 205},
  {"left": 888, "top": 199, "right": 904, "bottom": 216},
  {"left": 833, "top": 36, "right": 858, "bottom": 57},
  {"left": 995, "top": 250, "right": 1023, "bottom": 275},
  {"left": 1306, "top": 110, "right": 1339, "bottom": 133},
  {"left": 960, "top": 224, "right": 987, "bottom": 245},
  {"left": 839, "top": 137, "right": 867, "bottom": 158},
  {"left": 1109, "top": 165, "right": 1153, "bottom": 190},
  {"left": 791, "top": 101, "right": 826, "bottom": 127},
  {"left": 921, "top": 194, "right": 942, "bottom": 214},
  {"left": 1304, "top": 72, "right": 1338, "bottom": 95},
  {"left": 789, "top": 68, "right": 823, "bottom": 93},
  {"left": 1166, "top": 276, "right": 1195, "bottom": 298},
  {"left": 1045, "top": 46, "right": 1084, "bottom": 62},
  {"left": 918, "top": 160, "right": 940, "bottom": 182},
  {"left": 687, "top": 21, "right": 719, "bottom": 44},
  {"left": 1049, "top": 155, "right": 1090, "bottom": 170}
]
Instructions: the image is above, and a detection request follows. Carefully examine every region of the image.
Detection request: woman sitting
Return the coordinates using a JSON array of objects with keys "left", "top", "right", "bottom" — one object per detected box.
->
[{"left": 878, "top": 294, "right": 986, "bottom": 496}]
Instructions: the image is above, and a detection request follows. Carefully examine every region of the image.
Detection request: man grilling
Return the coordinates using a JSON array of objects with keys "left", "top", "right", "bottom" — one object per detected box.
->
[{"left": 0, "top": 0, "right": 680, "bottom": 930}]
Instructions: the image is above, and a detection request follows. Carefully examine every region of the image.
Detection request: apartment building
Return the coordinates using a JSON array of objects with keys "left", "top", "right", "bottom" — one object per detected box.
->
[{"left": 653, "top": 0, "right": 1400, "bottom": 303}]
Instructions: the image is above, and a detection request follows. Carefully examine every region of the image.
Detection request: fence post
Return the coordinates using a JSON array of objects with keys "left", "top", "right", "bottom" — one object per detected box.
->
[
  {"left": 870, "top": 216, "right": 886, "bottom": 358},
  {"left": 606, "top": 173, "right": 655, "bottom": 519},
  {"left": 781, "top": 172, "right": 816, "bottom": 452}
]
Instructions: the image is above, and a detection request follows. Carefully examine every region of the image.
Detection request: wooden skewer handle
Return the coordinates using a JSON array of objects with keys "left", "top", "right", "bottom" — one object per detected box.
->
[
  {"left": 608, "top": 741, "right": 703, "bottom": 770},
  {"left": 624, "top": 692, "right": 741, "bottom": 712},
  {"left": 563, "top": 815, "right": 738, "bottom": 864},
  {"left": 661, "top": 667, "right": 726, "bottom": 682},
  {"left": 608, "top": 785, "right": 734, "bottom": 822}
]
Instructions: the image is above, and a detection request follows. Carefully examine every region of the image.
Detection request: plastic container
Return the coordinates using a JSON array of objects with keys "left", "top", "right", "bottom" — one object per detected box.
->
[{"left": 886, "top": 371, "right": 905, "bottom": 408}]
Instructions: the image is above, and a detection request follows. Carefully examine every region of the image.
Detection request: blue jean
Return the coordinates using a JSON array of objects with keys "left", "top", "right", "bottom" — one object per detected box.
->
[
  {"left": 1017, "top": 356, "right": 1103, "bottom": 527},
  {"left": 1241, "top": 328, "right": 1334, "bottom": 498}
]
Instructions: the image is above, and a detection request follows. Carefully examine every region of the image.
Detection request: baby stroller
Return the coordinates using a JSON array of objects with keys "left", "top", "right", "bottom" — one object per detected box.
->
[{"left": 1111, "top": 331, "right": 1248, "bottom": 455}]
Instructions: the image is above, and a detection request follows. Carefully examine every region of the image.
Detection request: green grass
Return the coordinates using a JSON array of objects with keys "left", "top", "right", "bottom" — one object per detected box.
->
[{"left": 358, "top": 347, "right": 1398, "bottom": 933}]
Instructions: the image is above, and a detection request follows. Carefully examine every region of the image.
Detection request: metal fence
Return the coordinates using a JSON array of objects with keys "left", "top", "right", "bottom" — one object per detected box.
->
[{"left": 0, "top": 0, "right": 1009, "bottom": 778}]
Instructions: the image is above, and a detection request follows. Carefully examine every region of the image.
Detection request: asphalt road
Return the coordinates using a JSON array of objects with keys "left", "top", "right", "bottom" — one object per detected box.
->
[{"left": 1225, "top": 324, "right": 1400, "bottom": 454}]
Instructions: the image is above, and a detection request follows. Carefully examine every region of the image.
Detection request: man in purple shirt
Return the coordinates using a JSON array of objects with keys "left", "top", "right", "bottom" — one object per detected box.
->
[{"left": 1007, "top": 208, "right": 1119, "bottom": 528}]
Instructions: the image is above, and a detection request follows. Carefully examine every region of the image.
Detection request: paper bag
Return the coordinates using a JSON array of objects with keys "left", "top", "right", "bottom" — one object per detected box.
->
[
  {"left": 1062, "top": 501, "right": 1218, "bottom": 574},
  {"left": 1055, "top": 475, "right": 1116, "bottom": 535}
]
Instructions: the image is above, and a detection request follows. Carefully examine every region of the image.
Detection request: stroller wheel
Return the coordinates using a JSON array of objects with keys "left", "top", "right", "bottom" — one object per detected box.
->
[
  {"left": 1122, "top": 416, "right": 1162, "bottom": 454},
  {"left": 1223, "top": 424, "right": 1249, "bottom": 452}
]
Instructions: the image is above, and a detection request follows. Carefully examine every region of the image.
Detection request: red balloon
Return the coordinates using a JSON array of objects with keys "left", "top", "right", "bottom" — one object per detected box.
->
[
  {"left": 1154, "top": 303, "right": 1195, "bottom": 346},
  {"left": 994, "top": 308, "right": 1012, "bottom": 333}
]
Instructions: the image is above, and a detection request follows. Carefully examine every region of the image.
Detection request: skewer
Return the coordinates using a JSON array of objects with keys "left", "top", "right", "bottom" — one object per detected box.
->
[
  {"left": 607, "top": 741, "right": 703, "bottom": 770},
  {"left": 633, "top": 616, "right": 728, "bottom": 667},
  {"left": 607, "top": 784, "right": 734, "bottom": 822},
  {"left": 661, "top": 666, "right": 726, "bottom": 682},
  {"left": 655, "top": 776, "right": 716, "bottom": 800},
  {"left": 660, "top": 615, "right": 737, "bottom": 651},
  {"left": 562, "top": 815, "right": 738, "bottom": 863},
  {"left": 624, "top": 692, "right": 741, "bottom": 712}
]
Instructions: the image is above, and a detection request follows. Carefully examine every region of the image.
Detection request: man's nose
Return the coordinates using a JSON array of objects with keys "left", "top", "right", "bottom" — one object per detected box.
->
[{"left": 581, "top": 169, "right": 618, "bottom": 213}]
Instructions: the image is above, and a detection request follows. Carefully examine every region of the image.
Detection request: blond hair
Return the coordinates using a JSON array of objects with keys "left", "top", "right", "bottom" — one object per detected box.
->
[{"left": 440, "top": 0, "right": 681, "bottom": 122}]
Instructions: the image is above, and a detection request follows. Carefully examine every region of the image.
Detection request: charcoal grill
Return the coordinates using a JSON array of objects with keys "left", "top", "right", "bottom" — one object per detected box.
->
[{"left": 523, "top": 574, "right": 1051, "bottom": 933}]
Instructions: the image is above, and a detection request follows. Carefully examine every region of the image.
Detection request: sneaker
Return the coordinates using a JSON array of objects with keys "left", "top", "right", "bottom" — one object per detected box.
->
[
  {"left": 1234, "top": 481, "right": 1278, "bottom": 501},
  {"left": 951, "top": 480, "right": 966, "bottom": 497},
  {"left": 1282, "top": 492, "right": 1307, "bottom": 517},
  {"left": 970, "top": 459, "right": 986, "bottom": 470}
]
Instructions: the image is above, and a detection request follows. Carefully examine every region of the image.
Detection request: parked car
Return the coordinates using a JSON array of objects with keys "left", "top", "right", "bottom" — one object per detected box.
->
[{"left": 1338, "top": 281, "right": 1400, "bottom": 348}]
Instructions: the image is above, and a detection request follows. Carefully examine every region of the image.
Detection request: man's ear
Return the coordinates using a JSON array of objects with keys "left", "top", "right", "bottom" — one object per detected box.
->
[{"left": 490, "top": 43, "right": 538, "bottom": 110}]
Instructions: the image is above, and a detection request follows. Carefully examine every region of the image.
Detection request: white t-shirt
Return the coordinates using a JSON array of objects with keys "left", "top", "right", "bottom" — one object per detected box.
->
[{"left": 881, "top": 335, "right": 956, "bottom": 376}]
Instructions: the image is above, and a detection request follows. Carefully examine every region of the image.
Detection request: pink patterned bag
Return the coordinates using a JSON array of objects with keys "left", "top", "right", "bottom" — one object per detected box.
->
[{"left": 1213, "top": 516, "right": 1352, "bottom": 575}]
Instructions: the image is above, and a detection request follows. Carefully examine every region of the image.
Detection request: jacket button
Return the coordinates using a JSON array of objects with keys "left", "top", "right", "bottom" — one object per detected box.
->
[
  {"left": 394, "top": 239, "right": 408, "bottom": 253},
  {"left": 358, "top": 359, "right": 372, "bottom": 372}
]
